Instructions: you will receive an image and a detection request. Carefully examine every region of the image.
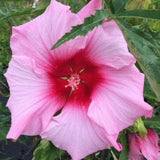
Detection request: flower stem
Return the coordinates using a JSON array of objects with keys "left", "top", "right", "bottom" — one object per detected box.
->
[
  {"left": 100, "top": 150, "right": 105, "bottom": 160},
  {"left": 90, "top": 154, "right": 95, "bottom": 160}
]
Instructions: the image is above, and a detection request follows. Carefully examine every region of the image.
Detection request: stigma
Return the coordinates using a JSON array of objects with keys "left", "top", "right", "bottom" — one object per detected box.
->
[{"left": 65, "top": 73, "right": 80, "bottom": 91}]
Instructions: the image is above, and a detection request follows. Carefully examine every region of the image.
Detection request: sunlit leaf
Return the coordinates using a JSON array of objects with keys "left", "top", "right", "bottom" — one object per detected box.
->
[
  {"left": 117, "top": 19, "right": 160, "bottom": 101},
  {"left": 133, "top": 118, "right": 147, "bottom": 138}
]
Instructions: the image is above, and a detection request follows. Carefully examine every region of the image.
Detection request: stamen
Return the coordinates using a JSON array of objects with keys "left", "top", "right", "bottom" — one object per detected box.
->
[
  {"left": 79, "top": 68, "right": 85, "bottom": 74},
  {"left": 65, "top": 73, "right": 80, "bottom": 91},
  {"left": 80, "top": 79, "right": 85, "bottom": 83},
  {"left": 60, "top": 76, "right": 69, "bottom": 80},
  {"left": 70, "top": 67, "right": 73, "bottom": 73}
]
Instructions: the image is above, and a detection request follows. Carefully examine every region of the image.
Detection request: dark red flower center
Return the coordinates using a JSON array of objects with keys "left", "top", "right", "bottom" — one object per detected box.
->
[{"left": 48, "top": 50, "right": 104, "bottom": 107}]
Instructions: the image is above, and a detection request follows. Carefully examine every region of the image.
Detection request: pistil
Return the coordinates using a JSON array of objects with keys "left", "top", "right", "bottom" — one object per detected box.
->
[{"left": 65, "top": 73, "right": 80, "bottom": 91}]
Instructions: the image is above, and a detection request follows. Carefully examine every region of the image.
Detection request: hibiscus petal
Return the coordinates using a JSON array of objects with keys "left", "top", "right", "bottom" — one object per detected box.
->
[
  {"left": 86, "top": 20, "right": 135, "bottom": 69},
  {"left": 139, "top": 129, "right": 160, "bottom": 160},
  {"left": 10, "top": 0, "right": 86, "bottom": 69},
  {"left": 128, "top": 129, "right": 160, "bottom": 160},
  {"left": 5, "top": 56, "right": 64, "bottom": 139},
  {"left": 88, "top": 65, "right": 153, "bottom": 135},
  {"left": 78, "top": 0, "right": 102, "bottom": 20},
  {"left": 128, "top": 133, "right": 144, "bottom": 160},
  {"left": 41, "top": 104, "right": 122, "bottom": 160}
]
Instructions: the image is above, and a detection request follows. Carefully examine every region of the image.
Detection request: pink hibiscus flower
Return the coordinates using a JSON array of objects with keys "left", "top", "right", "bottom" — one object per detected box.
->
[
  {"left": 128, "top": 129, "right": 160, "bottom": 160},
  {"left": 5, "top": 0, "right": 153, "bottom": 159}
]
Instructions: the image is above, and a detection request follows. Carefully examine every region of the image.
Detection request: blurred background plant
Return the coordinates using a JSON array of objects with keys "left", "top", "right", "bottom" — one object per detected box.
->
[{"left": 0, "top": 0, "right": 160, "bottom": 160}]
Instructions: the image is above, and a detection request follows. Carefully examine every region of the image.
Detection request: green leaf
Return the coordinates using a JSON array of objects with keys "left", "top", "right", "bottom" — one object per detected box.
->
[
  {"left": 112, "top": 0, "right": 128, "bottom": 13},
  {"left": 32, "top": 139, "right": 64, "bottom": 160},
  {"left": 52, "top": 9, "right": 109, "bottom": 49},
  {"left": 0, "top": 8, "right": 45, "bottom": 21},
  {"left": 103, "top": 0, "right": 115, "bottom": 14},
  {"left": 144, "top": 116, "right": 160, "bottom": 129},
  {"left": 0, "top": 158, "right": 13, "bottom": 160},
  {"left": 0, "top": 103, "right": 10, "bottom": 140},
  {"left": 144, "top": 78, "right": 158, "bottom": 102},
  {"left": 0, "top": 116, "right": 10, "bottom": 140},
  {"left": 116, "top": 19, "right": 160, "bottom": 101},
  {"left": 118, "top": 131, "right": 129, "bottom": 160},
  {"left": 110, "top": 148, "right": 118, "bottom": 160},
  {"left": 117, "top": 9, "right": 160, "bottom": 21}
]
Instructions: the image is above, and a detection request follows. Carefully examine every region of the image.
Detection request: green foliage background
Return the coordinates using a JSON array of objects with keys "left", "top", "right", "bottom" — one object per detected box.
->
[{"left": 0, "top": 0, "right": 160, "bottom": 160}]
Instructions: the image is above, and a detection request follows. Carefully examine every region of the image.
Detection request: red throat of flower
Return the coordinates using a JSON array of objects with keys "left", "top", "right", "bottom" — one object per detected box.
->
[{"left": 48, "top": 50, "right": 104, "bottom": 107}]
